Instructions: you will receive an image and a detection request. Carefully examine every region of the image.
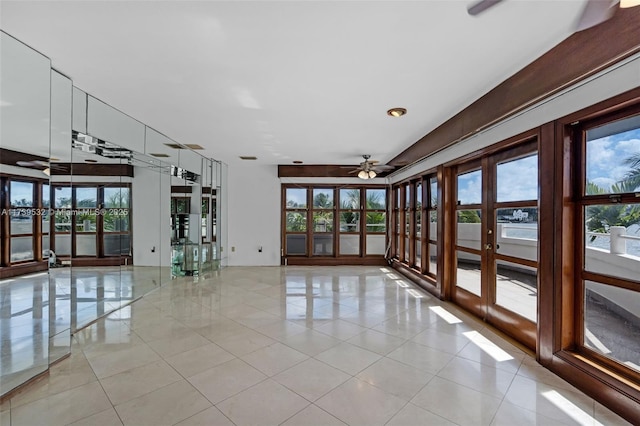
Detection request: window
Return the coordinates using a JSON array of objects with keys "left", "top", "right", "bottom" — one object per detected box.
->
[
  {"left": 103, "top": 186, "right": 131, "bottom": 256},
  {"left": 50, "top": 184, "right": 131, "bottom": 258},
  {"left": 0, "top": 177, "right": 49, "bottom": 267},
  {"left": 9, "top": 181, "right": 35, "bottom": 262},
  {"left": 339, "top": 188, "right": 360, "bottom": 255},
  {"left": 392, "top": 173, "right": 438, "bottom": 278},
  {"left": 285, "top": 187, "right": 307, "bottom": 256},
  {"left": 365, "top": 188, "right": 386, "bottom": 255},
  {"left": 578, "top": 113, "right": 640, "bottom": 377},
  {"left": 282, "top": 185, "right": 386, "bottom": 262}
]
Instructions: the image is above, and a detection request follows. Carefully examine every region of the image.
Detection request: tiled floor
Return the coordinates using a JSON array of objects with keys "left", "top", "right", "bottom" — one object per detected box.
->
[{"left": 0, "top": 266, "right": 632, "bottom": 425}]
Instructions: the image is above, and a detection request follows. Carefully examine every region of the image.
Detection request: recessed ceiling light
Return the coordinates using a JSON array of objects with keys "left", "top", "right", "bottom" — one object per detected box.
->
[
  {"left": 293, "top": 160, "right": 303, "bottom": 164},
  {"left": 149, "top": 153, "right": 170, "bottom": 158},
  {"left": 239, "top": 156, "right": 257, "bottom": 160},
  {"left": 387, "top": 107, "right": 407, "bottom": 117}
]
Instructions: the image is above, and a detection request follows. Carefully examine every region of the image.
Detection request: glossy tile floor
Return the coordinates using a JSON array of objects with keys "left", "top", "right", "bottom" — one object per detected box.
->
[{"left": 0, "top": 266, "right": 632, "bottom": 426}]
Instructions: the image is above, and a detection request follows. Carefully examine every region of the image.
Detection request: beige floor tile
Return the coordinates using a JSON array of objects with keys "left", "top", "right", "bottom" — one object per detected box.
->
[
  {"left": 315, "top": 342, "right": 382, "bottom": 375},
  {"left": 386, "top": 403, "right": 457, "bottom": 426},
  {"left": 411, "top": 328, "right": 470, "bottom": 354},
  {"left": 10, "top": 381, "right": 112, "bottom": 426},
  {"left": 357, "top": 357, "right": 434, "bottom": 401},
  {"left": 114, "top": 380, "right": 211, "bottom": 426},
  {"left": 187, "top": 358, "right": 267, "bottom": 404},
  {"left": 215, "top": 328, "right": 276, "bottom": 356},
  {"left": 314, "top": 319, "right": 368, "bottom": 340},
  {"left": 437, "top": 356, "right": 516, "bottom": 398},
  {"left": 281, "top": 404, "right": 347, "bottom": 426},
  {"left": 273, "top": 358, "right": 351, "bottom": 402},
  {"left": 315, "top": 378, "right": 407, "bottom": 426},
  {"left": 132, "top": 319, "right": 191, "bottom": 342},
  {"left": 370, "top": 316, "right": 430, "bottom": 339},
  {"left": 68, "top": 407, "right": 124, "bottom": 426},
  {"left": 240, "top": 342, "right": 308, "bottom": 376},
  {"left": 387, "top": 341, "right": 454, "bottom": 374},
  {"left": 191, "top": 318, "right": 249, "bottom": 342},
  {"left": 346, "top": 329, "right": 407, "bottom": 355},
  {"left": 100, "top": 359, "right": 183, "bottom": 406},
  {"left": 503, "top": 375, "right": 599, "bottom": 425},
  {"left": 253, "top": 319, "right": 309, "bottom": 340},
  {"left": 456, "top": 337, "right": 525, "bottom": 374},
  {"left": 165, "top": 343, "right": 235, "bottom": 378},
  {"left": 146, "top": 330, "right": 211, "bottom": 358},
  {"left": 217, "top": 379, "right": 310, "bottom": 426},
  {"left": 279, "top": 329, "right": 343, "bottom": 356},
  {"left": 174, "top": 406, "right": 234, "bottom": 426},
  {"left": 86, "top": 342, "right": 162, "bottom": 379},
  {"left": 411, "top": 376, "right": 502, "bottom": 425},
  {"left": 9, "top": 357, "right": 97, "bottom": 408},
  {"left": 5, "top": 266, "right": 631, "bottom": 425},
  {"left": 490, "top": 401, "right": 567, "bottom": 426},
  {"left": 75, "top": 321, "right": 144, "bottom": 357}
]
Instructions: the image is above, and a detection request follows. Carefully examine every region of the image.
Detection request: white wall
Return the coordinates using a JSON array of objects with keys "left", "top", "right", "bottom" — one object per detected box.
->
[{"left": 227, "top": 163, "right": 280, "bottom": 266}]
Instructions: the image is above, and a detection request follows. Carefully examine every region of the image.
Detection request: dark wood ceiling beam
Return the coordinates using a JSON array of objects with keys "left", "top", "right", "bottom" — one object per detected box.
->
[
  {"left": 278, "top": 164, "right": 394, "bottom": 178},
  {"left": 389, "top": 6, "right": 640, "bottom": 167}
]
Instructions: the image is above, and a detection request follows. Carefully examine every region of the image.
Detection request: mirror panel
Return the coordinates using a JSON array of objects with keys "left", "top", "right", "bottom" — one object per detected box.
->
[
  {"left": 87, "top": 95, "right": 145, "bottom": 154},
  {"left": 49, "top": 69, "right": 72, "bottom": 364},
  {"left": 0, "top": 31, "right": 51, "bottom": 396},
  {"left": 0, "top": 30, "right": 226, "bottom": 398},
  {"left": 72, "top": 87, "right": 87, "bottom": 134}
]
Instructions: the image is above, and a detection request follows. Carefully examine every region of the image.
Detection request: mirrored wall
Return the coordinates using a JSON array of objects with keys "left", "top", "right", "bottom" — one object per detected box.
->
[{"left": 0, "top": 30, "right": 225, "bottom": 398}]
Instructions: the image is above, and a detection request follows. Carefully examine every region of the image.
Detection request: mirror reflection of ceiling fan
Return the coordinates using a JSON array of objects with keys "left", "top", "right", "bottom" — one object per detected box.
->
[
  {"left": 468, "top": 0, "right": 638, "bottom": 32},
  {"left": 343, "top": 155, "right": 394, "bottom": 179},
  {"left": 15, "top": 160, "right": 65, "bottom": 176}
]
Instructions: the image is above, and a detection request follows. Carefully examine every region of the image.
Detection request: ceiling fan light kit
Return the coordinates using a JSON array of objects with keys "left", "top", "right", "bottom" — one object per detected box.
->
[{"left": 358, "top": 170, "right": 377, "bottom": 179}]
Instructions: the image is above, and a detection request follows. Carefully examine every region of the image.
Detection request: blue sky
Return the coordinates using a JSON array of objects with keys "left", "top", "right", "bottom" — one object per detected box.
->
[
  {"left": 457, "top": 154, "right": 539, "bottom": 205},
  {"left": 10, "top": 181, "right": 33, "bottom": 204},
  {"left": 587, "top": 128, "right": 640, "bottom": 190}
]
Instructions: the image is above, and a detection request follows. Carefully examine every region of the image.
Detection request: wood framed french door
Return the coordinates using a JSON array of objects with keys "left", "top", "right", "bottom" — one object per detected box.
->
[{"left": 451, "top": 139, "right": 539, "bottom": 349}]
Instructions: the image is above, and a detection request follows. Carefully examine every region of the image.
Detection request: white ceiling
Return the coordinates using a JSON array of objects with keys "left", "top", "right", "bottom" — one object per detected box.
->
[{"left": 0, "top": 0, "right": 589, "bottom": 167}]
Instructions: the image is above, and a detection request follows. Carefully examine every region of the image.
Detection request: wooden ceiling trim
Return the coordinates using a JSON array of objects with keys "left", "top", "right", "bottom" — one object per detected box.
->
[
  {"left": 278, "top": 164, "right": 394, "bottom": 178},
  {"left": 389, "top": 6, "right": 640, "bottom": 167}
]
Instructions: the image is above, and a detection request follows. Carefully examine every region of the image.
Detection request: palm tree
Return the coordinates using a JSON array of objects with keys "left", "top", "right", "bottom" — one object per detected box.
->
[{"left": 620, "top": 153, "right": 640, "bottom": 192}]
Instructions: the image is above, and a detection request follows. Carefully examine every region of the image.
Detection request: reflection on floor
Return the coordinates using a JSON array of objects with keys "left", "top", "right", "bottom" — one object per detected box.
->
[
  {"left": 0, "top": 266, "right": 170, "bottom": 397},
  {"left": 0, "top": 272, "right": 49, "bottom": 397},
  {"left": 1, "top": 266, "right": 631, "bottom": 425}
]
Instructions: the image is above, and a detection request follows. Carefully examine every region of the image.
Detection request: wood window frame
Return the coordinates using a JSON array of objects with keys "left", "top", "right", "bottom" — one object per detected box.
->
[
  {"left": 543, "top": 88, "right": 640, "bottom": 421},
  {"left": 281, "top": 184, "right": 387, "bottom": 266}
]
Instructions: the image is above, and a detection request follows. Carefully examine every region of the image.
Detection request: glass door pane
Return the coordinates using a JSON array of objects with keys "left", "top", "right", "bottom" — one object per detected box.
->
[
  {"left": 312, "top": 189, "right": 333, "bottom": 256},
  {"left": 492, "top": 154, "right": 538, "bottom": 324}
]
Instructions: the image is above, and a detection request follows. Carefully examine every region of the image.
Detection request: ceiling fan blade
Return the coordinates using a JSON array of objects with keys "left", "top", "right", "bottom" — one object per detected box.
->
[
  {"left": 372, "top": 165, "right": 395, "bottom": 171},
  {"left": 467, "top": 0, "right": 504, "bottom": 16},
  {"left": 575, "top": 0, "right": 617, "bottom": 32},
  {"left": 347, "top": 169, "right": 359, "bottom": 174}
]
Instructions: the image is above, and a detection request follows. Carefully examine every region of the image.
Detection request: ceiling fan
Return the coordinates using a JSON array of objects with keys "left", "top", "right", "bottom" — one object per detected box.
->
[
  {"left": 343, "top": 155, "right": 393, "bottom": 179},
  {"left": 16, "top": 160, "right": 65, "bottom": 176},
  {"left": 467, "top": 0, "right": 635, "bottom": 32}
]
